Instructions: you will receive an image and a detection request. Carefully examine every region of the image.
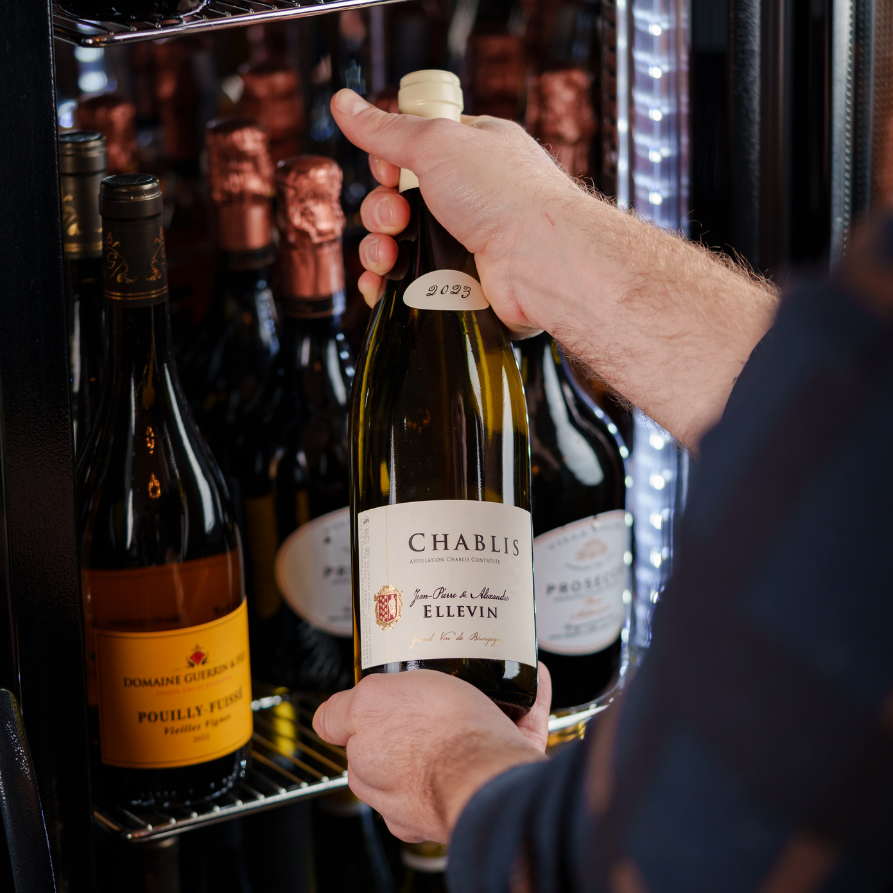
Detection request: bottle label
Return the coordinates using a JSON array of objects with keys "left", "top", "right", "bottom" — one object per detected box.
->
[
  {"left": 533, "top": 510, "right": 630, "bottom": 655},
  {"left": 402, "top": 270, "right": 490, "bottom": 311},
  {"left": 357, "top": 500, "right": 536, "bottom": 669},
  {"left": 275, "top": 507, "right": 353, "bottom": 638},
  {"left": 94, "top": 600, "right": 253, "bottom": 769}
]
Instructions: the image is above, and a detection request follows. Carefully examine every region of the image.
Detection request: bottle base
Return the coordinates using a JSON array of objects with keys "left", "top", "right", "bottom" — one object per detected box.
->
[{"left": 96, "top": 745, "right": 248, "bottom": 808}]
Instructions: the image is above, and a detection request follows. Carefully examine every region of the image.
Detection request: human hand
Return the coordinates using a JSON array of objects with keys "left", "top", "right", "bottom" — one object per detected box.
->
[
  {"left": 331, "top": 88, "right": 581, "bottom": 338},
  {"left": 312, "top": 663, "right": 552, "bottom": 843}
]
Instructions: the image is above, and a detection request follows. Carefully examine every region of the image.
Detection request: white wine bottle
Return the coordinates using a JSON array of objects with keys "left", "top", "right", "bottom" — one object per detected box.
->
[
  {"left": 350, "top": 70, "right": 537, "bottom": 718},
  {"left": 77, "top": 175, "right": 252, "bottom": 806}
]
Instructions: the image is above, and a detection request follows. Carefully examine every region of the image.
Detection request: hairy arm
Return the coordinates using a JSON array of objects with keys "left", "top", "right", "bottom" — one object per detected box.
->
[{"left": 333, "top": 89, "right": 778, "bottom": 451}]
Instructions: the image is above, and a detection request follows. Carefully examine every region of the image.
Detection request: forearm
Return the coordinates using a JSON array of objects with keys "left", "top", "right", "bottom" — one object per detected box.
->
[{"left": 515, "top": 188, "right": 779, "bottom": 451}]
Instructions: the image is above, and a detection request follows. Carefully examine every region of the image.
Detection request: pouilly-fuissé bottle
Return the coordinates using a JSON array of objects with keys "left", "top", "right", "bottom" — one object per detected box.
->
[
  {"left": 77, "top": 174, "right": 252, "bottom": 806},
  {"left": 236, "top": 156, "right": 355, "bottom": 694},
  {"left": 350, "top": 70, "right": 537, "bottom": 718},
  {"left": 59, "top": 131, "right": 108, "bottom": 456},
  {"left": 517, "top": 333, "right": 630, "bottom": 711}
]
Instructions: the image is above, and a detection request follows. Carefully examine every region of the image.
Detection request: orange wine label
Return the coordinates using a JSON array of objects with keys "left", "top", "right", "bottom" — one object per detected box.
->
[{"left": 95, "top": 600, "right": 253, "bottom": 769}]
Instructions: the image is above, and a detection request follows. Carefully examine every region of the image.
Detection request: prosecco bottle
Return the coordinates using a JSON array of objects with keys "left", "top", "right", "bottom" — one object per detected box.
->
[
  {"left": 235, "top": 156, "right": 354, "bottom": 693},
  {"left": 517, "top": 333, "right": 629, "bottom": 710},
  {"left": 77, "top": 175, "right": 252, "bottom": 806},
  {"left": 350, "top": 70, "right": 537, "bottom": 719},
  {"left": 59, "top": 131, "right": 108, "bottom": 456},
  {"left": 180, "top": 118, "right": 279, "bottom": 475}
]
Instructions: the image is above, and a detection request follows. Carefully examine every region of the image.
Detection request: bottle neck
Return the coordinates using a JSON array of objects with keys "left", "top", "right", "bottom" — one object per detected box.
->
[
  {"left": 106, "top": 300, "right": 177, "bottom": 395},
  {"left": 277, "top": 238, "right": 346, "bottom": 312},
  {"left": 61, "top": 168, "right": 104, "bottom": 260},
  {"left": 213, "top": 202, "right": 274, "bottom": 257},
  {"left": 280, "top": 304, "right": 345, "bottom": 351}
]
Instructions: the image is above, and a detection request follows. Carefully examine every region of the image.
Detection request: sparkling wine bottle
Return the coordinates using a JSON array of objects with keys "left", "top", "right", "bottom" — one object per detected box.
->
[
  {"left": 77, "top": 175, "right": 252, "bottom": 806},
  {"left": 59, "top": 131, "right": 108, "bottom": 456},
  {"left": 350, "top": 70, "right": 537, "bottom": 718},
  {"left": 516, "top": 333, "right": 630, "bottom": 711},
  {"left": 180, "top": 118, "right": 280, "bottom": 476},
  {"left": 235, "top": 156, "right": 355, "bottom": 694}
]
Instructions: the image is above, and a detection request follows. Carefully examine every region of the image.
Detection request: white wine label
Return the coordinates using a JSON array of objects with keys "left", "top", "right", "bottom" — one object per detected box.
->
[
  {"left": 402, "top": 270, "right": 490, "bottom": 311},
  {"left": 275, "top": 507, "right": 353, "bottom": 638},
  {"left": 357, "top": 500, "right": 536, "bottom": 669},
  {"left": 534, "top": 510, "right": 630, "bottom": 655}
]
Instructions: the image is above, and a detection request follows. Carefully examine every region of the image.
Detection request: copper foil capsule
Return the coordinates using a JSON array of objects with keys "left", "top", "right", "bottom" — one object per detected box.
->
[
  {"left": 275, "top": 156, "right": 346, "bottom": 302},
  {"left": 207, "top": 118, "right": 275, "bottom": 253},
  {"left": 76, "top": 93, "right": 137, "bottom": 174},
  {"left": 470, "top": 33, "right": 526, "bottom": 120},
  {"left": 526, "top": 68, "right": 597, "bottom": 178},
  {"left": 237, "top": 63, "right": 305, "bottom": 164},
  {"left": 152, "top": 38, "right": 204, "bottom": 163}
]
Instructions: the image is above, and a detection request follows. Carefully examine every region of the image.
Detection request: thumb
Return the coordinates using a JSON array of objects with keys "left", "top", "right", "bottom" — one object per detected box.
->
[
  {"left": 331, "top": 89, "right": 457, "bottom": 178},
  {"left": 312, "top": 688, "right": 356, "bottom": 746}
]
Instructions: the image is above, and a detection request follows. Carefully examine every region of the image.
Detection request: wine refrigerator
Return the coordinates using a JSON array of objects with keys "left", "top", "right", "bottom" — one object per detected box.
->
[{"left": 0, "top": 1, "right": 887, "bottom": 891}]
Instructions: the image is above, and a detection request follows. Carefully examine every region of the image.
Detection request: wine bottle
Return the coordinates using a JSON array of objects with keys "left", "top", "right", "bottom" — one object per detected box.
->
[
  {"left": 152, "top": 38, "right": 215, "bottom": 349},
  {"left": 76, "top": 93, "right": 138, "bottom": 175},
  {"left": 77, "top": 175, "right": 252, "bottom": 806},
  {"left": 234, "top": 156, "right": 355, "bottom": 693},
  {"left": 467, "top": 0, "right": 526, "bottom": 121},
  {"left": 180, "top": 118, "right": 279, "bottom": 476},
  {"left": 517, "top": 333, "right": 629, "bottom": 710},
  {"left": 236, "top": 62, "right": 305, "bottom": 165},
  {"left": 313, "top": 791, "right": 396, "bottom": 893},
  {"left": 399, "top": 843, "right": 448, "bottom": 893},
  {"left": 60, "top": 131, "right": 108, "bottom": 456},
  {"left": 350, "top": 70, "right": 537, "bottom": 718}
]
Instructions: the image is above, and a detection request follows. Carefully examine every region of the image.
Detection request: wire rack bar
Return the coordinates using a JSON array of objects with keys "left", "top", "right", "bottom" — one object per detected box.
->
[
  {"left": 95, "top": 681, "right": 624, "bottom": 842},
  {"left": 52, "top": 0, "right": 405, "bottom": 47}
]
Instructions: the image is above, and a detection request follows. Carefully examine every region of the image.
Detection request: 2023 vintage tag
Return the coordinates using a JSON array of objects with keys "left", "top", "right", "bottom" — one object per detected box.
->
[{"left": 402, "top": 269, "right": 490, "bottom": 311}]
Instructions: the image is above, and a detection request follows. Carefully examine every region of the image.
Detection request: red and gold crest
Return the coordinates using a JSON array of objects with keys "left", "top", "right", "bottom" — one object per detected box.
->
[{"left": 373, "top": 585, "right": 403, "bottom": 630}]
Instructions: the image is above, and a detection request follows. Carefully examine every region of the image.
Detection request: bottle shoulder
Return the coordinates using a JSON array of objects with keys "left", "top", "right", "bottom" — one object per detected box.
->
[{"left": 78, "top": 368, "right": 237, "bottom": 568}]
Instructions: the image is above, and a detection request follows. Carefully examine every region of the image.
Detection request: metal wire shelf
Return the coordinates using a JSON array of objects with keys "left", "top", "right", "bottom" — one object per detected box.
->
[
  {"left": 93, "top": 693, "right": 349, "bottom": 842},
  {"left": 95, "top": 678, "right": 625, "bottom": 842},
  {"left": 52, "top": 0, "right": 404, "bottom": 48}
]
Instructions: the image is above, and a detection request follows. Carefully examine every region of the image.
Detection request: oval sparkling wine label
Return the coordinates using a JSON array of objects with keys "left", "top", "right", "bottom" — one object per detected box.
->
[
  {"left": 533, "top": 510, "right": 631, "bottom": 655},
  {"left": 275, "top": 507, "right": 353, "bottom": 638},
  {"left": 402, "top": 270, "right": 490, "bottom": 311}
]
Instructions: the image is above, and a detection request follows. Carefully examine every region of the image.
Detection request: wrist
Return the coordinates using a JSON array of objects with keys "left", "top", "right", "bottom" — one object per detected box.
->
[{"left": 432, "top": 734, "right": 546, "bottom": 839}]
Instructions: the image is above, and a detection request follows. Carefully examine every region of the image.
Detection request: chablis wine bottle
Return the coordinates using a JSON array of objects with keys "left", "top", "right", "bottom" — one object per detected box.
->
[
  {"left": 180, "top": 118, "right": 280, "bottom": 475},
  {"left": 313, "top": 791, "right": 396, "bottom": 893},
  {"left": 516, "top": 333, "right": 630, "bottom": 710},
  {"left": 235, "top": 156, "right": 354, "bottom": 693},
  {"left": 78, "top": 175, "right": 252, "bottom": 806},
  {"left": 350, "top": 70, "right": 537, "bottom": 718},
  {"left": 59, "top": 131, "right": 108, "bottom": 456},
  {"left": 399, "top": 843, "right": 448, "bottom": 893}
]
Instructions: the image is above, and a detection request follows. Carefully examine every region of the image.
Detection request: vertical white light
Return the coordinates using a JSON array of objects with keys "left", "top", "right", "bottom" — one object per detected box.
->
[{"left": 628, "top": 0, "right": 690, "bottom": 650}]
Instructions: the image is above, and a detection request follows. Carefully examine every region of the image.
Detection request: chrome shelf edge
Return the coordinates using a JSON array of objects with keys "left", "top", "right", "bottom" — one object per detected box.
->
[
  {"left": 53, "top": 0, "right": 405, "bottom": 47},
  {"left": 95, "top": 682, "right": 626, "bottom": 842}
]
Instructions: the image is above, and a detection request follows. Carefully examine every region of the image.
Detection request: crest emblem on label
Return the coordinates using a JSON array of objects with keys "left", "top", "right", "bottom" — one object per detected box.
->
[
  {"left": 187, "top": 647, "right": 208, "bottom": 667},
  {"left": 374, "top": 585, "right": 403, "bottom": 630}
]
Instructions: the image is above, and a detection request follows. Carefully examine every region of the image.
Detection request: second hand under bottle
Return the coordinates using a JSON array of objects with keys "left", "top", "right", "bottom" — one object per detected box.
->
[{"left": 236, "top": 156, "right": 355, "bottom": 695}]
